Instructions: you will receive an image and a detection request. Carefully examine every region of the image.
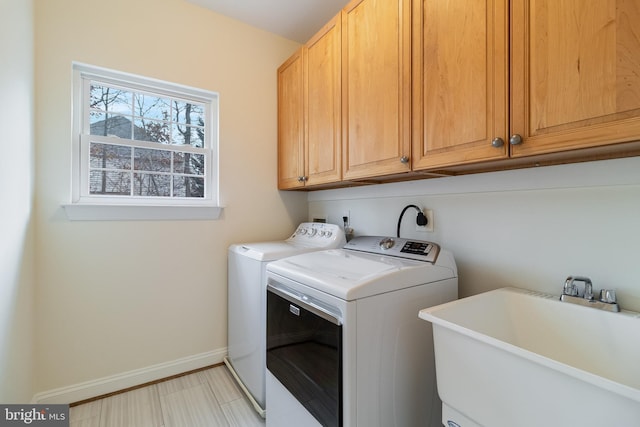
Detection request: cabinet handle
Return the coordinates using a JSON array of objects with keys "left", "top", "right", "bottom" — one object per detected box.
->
[
  {"left": 510, "top": 134, "right": 523, "bottom": 145},
  {"left": 297, "top": 176, "right": 307, "bottom": 183},
  {"left": 491, "top": 137, "right": 505, "bottom": 148},
  {"left": 400, "top": 156, "right": 409, "bottom": 164}
]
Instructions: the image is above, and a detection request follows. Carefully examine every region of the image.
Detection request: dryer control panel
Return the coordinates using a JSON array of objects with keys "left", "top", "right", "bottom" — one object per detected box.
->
[{"left": 344, "top": 236, "right": 440, "bottom": 263}]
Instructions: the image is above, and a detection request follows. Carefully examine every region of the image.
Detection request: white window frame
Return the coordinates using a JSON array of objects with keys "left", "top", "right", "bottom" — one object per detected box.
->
[{"left": 64, "top": 62, "right": 222, "bottom": 220}]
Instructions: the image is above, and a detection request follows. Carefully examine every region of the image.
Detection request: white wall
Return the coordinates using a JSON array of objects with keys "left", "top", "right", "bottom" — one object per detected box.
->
[
  {"left": 0, "top": 0, "right": 36, "bottom": 403},
  {"left": 309, "top": 157, "right": 640, "bottom": 312},
  {"left": 33, "top": 0, "right": 306, "bottom": 396}
]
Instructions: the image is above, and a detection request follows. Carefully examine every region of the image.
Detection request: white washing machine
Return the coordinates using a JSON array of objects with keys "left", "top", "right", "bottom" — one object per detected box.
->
[
  {"left": 265, "top": 236, "right": 458, "bottom": 427},
  {"left": 226, "top": 222, "right": 346, "bottom": 417}
]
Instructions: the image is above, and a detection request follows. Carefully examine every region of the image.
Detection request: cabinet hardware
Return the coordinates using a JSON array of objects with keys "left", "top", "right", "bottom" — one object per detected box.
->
[
  {"left": 491, "top": 137, "right": 505, "bottom": 148},
  {"left": 509, "top": 134, "right": 523, "bottom": 145}
]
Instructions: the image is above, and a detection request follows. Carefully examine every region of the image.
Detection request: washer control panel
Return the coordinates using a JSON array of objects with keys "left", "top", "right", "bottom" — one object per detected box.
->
[
  {"left": 344, "top": 236, "right": 440, "bottom": 263},
  {"left": 288, "top": 222, "right": 346, "bottom": 248}
]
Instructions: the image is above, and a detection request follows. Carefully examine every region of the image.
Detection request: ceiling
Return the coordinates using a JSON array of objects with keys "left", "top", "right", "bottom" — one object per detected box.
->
[{"left": 186, "top": 0, "right": 350, "bottom": 43}]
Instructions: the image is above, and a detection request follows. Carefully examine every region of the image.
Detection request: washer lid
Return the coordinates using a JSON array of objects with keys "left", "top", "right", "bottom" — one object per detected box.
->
[
  {"left": 229, "top": 242, "right": 304, "bottom": 261},
  {"left": 266, "top": 248, "right": 456, "bottom": 300}
]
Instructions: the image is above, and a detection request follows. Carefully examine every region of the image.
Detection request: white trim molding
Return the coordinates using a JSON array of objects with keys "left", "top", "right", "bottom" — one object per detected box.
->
[{"left": 32, "top": 348, "right": 227, "bottom": 404}]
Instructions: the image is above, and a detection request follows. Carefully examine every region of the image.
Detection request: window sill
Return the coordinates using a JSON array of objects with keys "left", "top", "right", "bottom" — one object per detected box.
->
[{"left": 62, "top": 203, "right": 223, "bottom": 221}]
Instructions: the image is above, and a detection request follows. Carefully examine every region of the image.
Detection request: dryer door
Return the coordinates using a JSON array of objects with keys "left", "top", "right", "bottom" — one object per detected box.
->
[{"left": 266, "top": 283, "right": 343, "bottom": 427}]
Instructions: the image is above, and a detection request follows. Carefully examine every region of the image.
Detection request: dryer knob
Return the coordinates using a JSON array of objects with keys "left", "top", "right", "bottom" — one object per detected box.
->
[{"left": 379, "top": 237, "right": 395, "bottom": 250}]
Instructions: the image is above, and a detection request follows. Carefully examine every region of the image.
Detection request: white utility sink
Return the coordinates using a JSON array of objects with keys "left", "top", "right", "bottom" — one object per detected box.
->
[{"left": 418, "top": 287, "right": 640, "bottom": 427}]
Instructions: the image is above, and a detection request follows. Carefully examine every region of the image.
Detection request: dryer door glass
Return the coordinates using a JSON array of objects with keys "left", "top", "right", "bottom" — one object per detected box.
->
[{"left": 266, "top": 286, "right": 342, "bottom": 427}]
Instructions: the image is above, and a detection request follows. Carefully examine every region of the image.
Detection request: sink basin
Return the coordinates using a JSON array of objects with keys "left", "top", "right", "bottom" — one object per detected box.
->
[{"left": 418, "top": 287, "right": 640, "bottom": 427}]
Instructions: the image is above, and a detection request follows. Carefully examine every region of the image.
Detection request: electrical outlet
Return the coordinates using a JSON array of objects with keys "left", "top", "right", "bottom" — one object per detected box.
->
[
  {"left": 341, "top": 210, "right": 354, "bottom": 241},
  {"left": 416, "top": 209, "right": 434, "bottom": 232},
  {"left": 341, "top": 210, "right": 351, "bottom": 226}
]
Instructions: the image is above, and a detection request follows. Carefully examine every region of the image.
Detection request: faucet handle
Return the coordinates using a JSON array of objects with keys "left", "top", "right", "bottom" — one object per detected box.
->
[
  {"left": 563, "top": 277, "right": 578, "bottom": 296},
  {"left": 600, "top": 289, "right": 617, "bottom": 304},
  {"left": 563, "top": 283, "right": 577, "bottom": 296},
  {"left": 584, "top": 282, "right": 594, "bottom": 301}
]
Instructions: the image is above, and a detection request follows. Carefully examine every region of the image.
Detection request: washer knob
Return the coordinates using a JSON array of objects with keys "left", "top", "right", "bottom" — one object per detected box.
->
[
  {"left": 308, "top": 228, "right": 317, "bottom": 237},
  {"left": 379, "top": 237, "right": 395, "bottom": 250}
]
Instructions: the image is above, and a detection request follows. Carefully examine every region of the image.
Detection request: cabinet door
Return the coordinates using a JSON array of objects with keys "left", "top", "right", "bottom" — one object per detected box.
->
[
  {"left": 511, "top": 0, "right": 640, "bottom": 157},
  {"left": 305, "top": 14, "right": 342, "bottom": 186},
  {"left": 342, "top": 0, "right": 412, "bottom": 180},
  {"left": 412, "top": 0, "right": 509, "bottom": 169},
  {"left": 277, "top": 49, "right": 305, "bottom": 189}
]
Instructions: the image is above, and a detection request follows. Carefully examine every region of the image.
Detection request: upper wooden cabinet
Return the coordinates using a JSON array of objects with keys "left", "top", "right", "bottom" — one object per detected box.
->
[
  {"left": 413, "top": 0, "right": 640, "bottom": 170},
  {"left": 510, "top": 0, "right": 640, "bottom": 157},
  {"left": 341, "top": 0, "right": 412, "bottom": 180},
  {"left": 277, "top": 16, "right": 342, "bottom": 190},
  {"left": 412, "top": 0, "right": 509, "bottom": 169},
  {"left": 305, "top": 14, "right": 342, "bottom": 186},
  {"left": 279, "top": 0, "right": 640, "bottom": 189},
  {"left": 277, "top": 48, "right": 304, "bottom": 189}
]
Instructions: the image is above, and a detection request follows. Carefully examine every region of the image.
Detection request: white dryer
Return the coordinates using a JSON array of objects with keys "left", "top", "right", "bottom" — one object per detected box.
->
[
  {"left": 226, "top": 222, "right": 345, "bottom": 416},
  {"left": 265, "top": 236, "right": 458, "bottom": 427}
]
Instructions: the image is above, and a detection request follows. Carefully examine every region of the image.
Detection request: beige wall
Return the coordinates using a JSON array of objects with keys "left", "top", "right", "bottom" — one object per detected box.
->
[
  {"left": 0, "top": 0, "right": 36, "bottom": 403},
  {"left": 34, "top": 0, "right": 306, "bottom": 393}
]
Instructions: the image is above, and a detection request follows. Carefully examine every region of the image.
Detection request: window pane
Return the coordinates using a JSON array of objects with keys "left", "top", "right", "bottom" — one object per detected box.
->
[
  {"left": 90, "top": 85, "right": 132, "bottom": 115},
  {"left": 173, "top": 176, "right": 205, "bottom": 198},
  {"left": 134, "top": 148, "right": 171, "bottom": 173},
  {"left": 189, "top": 104, "right": 205, "bottom": 126},
  {"left": 173, "top": 100, "right": 204, "bottom": 125},
  {"left": 134, "top": 94, "right": 170, "bottom": 121},
  {"left": 172, "top": 124, "right": 205, "bottom": 147},
  {"left": 174, "top": 152, "right": 205, "bottom": 175},
  {"left": 90, "top": 143, "right": 131, "bottom": 169},
  {"left": 134, "top": 173, "right": 171, "bottom": 197},
  {"left": 90, "top": 113, "right": 133, "bottom": 139},
  {"left": 90, "top": 170, "right": 131, "bottom": 195},
  {"left": 134, "top": 118, "right": 170, "bottom": 143}
]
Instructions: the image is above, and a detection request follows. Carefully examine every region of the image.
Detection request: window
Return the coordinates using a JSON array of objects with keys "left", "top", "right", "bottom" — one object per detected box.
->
[{"left": 65, "top": 63, "right": 221, "bottom": 220}]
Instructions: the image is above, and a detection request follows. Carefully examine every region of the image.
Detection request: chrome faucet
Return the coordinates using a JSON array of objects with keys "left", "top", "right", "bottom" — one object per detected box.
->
[
  {"left": 563, "top": 276, "right": 593, "bottom": 299},
  {"left": 560, "top": 276, "right": 619, "bottom": 312}
]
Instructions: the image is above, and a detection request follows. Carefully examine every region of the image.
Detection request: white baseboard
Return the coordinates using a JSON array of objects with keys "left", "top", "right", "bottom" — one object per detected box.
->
[{"left": 32, "top": 348, "right": 227, "bottom": 404}]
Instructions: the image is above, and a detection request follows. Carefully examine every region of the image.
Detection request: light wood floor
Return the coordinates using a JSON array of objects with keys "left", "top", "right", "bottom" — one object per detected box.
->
[{"left": 70, "top": 365, "right": 265, "bottom": 427}]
